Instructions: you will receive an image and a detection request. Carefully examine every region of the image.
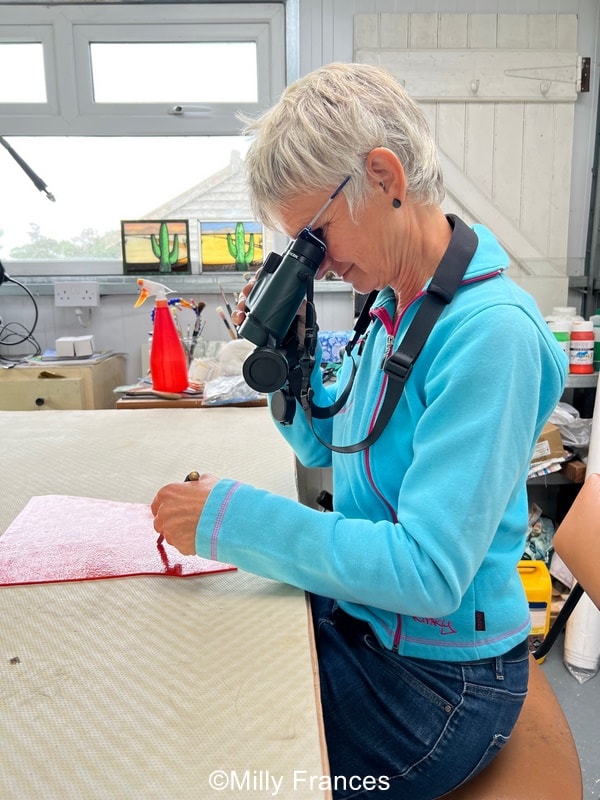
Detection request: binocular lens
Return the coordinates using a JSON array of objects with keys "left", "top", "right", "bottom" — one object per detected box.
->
[{"left": 242, "top": 347, "right": 290, "bottom": 394}]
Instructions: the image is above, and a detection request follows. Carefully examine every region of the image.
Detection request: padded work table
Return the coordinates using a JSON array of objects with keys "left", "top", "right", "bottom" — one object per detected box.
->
[{"left": 0, "top": 408, "right": 327, "bottom": 799}]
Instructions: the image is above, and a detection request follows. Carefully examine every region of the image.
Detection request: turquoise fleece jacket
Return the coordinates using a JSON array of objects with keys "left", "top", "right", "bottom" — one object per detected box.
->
[{"left": 197, "top": 224, "right": 568, "bottom": 661}]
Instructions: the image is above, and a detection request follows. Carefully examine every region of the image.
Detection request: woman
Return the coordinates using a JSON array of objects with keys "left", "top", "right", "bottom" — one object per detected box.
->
[{"left": 151, "top": 63, "right": 567, "bottom": 798}]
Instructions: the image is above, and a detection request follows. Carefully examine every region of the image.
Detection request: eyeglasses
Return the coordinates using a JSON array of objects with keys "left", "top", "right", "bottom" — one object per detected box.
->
[{"left": 305, "top": 176, "right": 351, "bottom": 232}]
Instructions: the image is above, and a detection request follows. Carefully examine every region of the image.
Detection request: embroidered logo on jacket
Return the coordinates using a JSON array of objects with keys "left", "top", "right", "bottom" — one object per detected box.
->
[{"left": 412, "top": 617, "right": 457, "bottom": 635}]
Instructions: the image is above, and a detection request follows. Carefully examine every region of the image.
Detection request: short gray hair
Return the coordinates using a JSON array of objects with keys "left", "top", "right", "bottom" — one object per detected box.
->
[{"left": 242, "top": 62, "right": 445, "bottom": 228}]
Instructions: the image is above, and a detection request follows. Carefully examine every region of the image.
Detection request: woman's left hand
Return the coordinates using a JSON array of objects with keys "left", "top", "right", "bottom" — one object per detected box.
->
[{"left": 151, "top": 473, "right": 219, "bottom": 555}]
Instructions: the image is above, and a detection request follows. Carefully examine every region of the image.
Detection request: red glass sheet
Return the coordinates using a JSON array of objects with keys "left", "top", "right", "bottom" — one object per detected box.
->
[{"left": 0, "top": 495, "right": 236, "bottom": 586}]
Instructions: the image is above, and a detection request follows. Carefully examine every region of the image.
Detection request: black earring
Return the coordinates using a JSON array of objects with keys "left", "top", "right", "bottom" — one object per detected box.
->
[{"left": 392, "top": 198, "right": 402, "bottom": 209}]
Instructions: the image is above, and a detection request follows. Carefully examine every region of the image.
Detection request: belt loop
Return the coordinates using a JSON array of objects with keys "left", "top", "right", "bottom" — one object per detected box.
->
[{"left": 495, "top": 656, "right": 505, "bottom": 681}]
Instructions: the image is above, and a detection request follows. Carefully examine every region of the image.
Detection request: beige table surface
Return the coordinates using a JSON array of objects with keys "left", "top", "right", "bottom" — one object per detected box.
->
[{"left": 0, "top": 408, "right": 328, "bottom": 799}]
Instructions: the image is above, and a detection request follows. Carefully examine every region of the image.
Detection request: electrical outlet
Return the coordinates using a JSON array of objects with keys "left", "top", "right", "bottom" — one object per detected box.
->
[{"left": 54, "top": 281, "right": 99, "bottom": 307}]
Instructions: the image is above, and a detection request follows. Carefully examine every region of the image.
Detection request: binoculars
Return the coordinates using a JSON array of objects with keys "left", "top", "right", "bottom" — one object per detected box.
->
[{"left": 238, "top": 228, "right": 326, "bottom": 393}]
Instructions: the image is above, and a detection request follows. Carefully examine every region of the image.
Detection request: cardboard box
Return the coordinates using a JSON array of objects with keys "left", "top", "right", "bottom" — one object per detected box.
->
[
  {"left": 531, "top": 422, "right": 563, "bottom": 464},
  {"left": 55, "top": 336, "right": 75, "bottom": 357},
  {"left": 73, "top": 335, "right": 94, "bottom": 357},
  {"left": 561, "top": 459, "right": 587, "bottom": 484}
]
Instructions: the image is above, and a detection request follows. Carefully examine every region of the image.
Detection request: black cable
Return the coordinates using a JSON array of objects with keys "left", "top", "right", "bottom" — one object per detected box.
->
[
  {"left": 533, "top": 583, "right": 585, "bottom": 661},
  {"left": 0, "top": 261, "right": 42, "bottom": 361},
  {"left": 0, "top": 136, "right": 55, "bottom": 202}
]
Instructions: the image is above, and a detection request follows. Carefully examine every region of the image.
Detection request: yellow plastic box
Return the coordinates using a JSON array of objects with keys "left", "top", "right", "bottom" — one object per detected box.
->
[{"left": 518, "top": 560, "right": 552, "bottom": 662}]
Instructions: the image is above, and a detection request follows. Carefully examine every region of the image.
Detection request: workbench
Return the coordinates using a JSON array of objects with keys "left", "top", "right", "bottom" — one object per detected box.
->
[{"left": 0, "top": 407, "right": 327, "bottom": 799}]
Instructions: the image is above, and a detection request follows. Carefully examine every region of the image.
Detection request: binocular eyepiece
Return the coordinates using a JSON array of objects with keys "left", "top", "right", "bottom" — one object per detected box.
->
[{"left": 238, "top": 228, "right": 326, "bottom": 393}]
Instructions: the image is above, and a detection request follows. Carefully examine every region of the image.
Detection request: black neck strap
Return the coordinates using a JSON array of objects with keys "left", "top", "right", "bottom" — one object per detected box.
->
[{"left": 301, "top": 214, "right": 479, "bottom": 454}]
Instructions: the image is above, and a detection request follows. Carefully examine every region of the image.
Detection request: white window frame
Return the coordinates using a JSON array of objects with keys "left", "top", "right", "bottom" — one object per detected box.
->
[
  {"left": 0, "top": 3, "right": 285, "bottom": 136},
  {"left": 0, "top": 3, "right": 285, "bottom": 277},
  {"left": 0, "top": 29, "right": 58, "bottom": 112}
]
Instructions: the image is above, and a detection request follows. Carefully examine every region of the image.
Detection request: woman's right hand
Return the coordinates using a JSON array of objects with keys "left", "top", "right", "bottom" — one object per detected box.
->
[
  {"left": 230, "top": 270, "right": 308, "bottom": 343},
  {"left": 231, "top": 274, "right": 257, "bottom": 327}
]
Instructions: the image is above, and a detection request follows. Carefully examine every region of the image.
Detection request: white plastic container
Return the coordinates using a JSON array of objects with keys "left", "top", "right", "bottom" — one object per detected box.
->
[
  {"left": 547, "top": 318, "right": 570, "bottom": 356},
  {"left": 564, "top": 592, "right": 600, "bottom": 682},
  {"left": 551, "top": 306, "right": 577, "bottom": 318},
  {"left": 547, "top": 307, "right": 578, "bottom": 357}
]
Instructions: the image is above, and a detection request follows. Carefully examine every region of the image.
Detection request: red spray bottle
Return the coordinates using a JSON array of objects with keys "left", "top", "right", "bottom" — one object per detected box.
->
[{"left": 135, "top": 278, "right": 189, "bottom": 393}]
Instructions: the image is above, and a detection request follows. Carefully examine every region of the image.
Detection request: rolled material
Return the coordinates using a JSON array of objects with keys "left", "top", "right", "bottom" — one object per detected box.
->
[{"left": 564, "top": 592, "right": 600, "bottom": 681}]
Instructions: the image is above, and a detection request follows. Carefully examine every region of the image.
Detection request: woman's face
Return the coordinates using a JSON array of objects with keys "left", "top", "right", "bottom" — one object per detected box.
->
[{"left": 277, "top": 185, "right": 400, "bottom": 295}]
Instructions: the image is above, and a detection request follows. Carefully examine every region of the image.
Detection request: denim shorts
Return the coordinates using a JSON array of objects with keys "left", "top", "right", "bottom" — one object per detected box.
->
[{"left": 311, "top": 595, "right": 529, "bottom": 800}]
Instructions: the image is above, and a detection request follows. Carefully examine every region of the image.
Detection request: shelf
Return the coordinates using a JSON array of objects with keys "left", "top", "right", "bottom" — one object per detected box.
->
[{"left": 564, "top": 373, "right": 598, "bottom": 390}]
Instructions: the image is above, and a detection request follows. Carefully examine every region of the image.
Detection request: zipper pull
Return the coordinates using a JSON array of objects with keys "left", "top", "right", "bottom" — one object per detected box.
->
[
  {"left": 357, "top": 330, "right": 369, "bottom": 356},
  {"left": 381, "top": 334, "right": 395, "bottom": 369}
]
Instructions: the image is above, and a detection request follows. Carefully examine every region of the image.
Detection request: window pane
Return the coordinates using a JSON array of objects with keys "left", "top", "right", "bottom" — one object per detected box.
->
[
  {"left": 90, "top": 42, "right": 258, "bottom": 103},
  {"left": 0, "top": 43, "right": 46, "bottom": 102},
  {"left": 0, "top": 136, "right": 251, "bottom": 264}
]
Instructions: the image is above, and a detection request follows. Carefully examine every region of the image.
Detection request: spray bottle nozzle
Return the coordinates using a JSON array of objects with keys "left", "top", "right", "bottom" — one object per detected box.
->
[{"left": 134, "top": 277, "right": 174, "bottom": 308}]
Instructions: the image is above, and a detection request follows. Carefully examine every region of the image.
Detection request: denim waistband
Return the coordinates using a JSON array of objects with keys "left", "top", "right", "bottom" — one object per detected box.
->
[{"left": 460, "top": 638, "right": 529, "bottom": 665}]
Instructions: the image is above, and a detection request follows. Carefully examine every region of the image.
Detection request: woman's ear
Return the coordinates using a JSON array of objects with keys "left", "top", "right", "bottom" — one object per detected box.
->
[{"left": 366, "top": 147, "right": 406, "bottom": 202}]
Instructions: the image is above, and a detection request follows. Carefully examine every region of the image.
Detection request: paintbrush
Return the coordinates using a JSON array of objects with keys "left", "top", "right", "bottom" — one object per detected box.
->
[
  {"left": 188, "top": 300, "right": 206, "bottom": 362},
  {"left": 216, "top": 306, "right": 237, "bottom": 340},
  {"left": 221, "top": 287, "right": 241, "bottom": 337},
  {"left": 219, "top": 284, "right": 234, "bottom": 322}
]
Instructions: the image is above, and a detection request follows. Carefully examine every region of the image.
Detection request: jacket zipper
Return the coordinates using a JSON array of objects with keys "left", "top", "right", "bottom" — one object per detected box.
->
[{"left": 380, "top": 333, "right": 396, "bottom": 369}]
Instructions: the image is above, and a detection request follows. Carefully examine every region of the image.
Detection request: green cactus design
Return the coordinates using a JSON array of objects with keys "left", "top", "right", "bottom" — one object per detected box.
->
[
  {"left": 226, "top": 222, "right": 255, "bottom": 270},
  {"left": 151, "top": 222, "right": 179, "bottom": 273}
]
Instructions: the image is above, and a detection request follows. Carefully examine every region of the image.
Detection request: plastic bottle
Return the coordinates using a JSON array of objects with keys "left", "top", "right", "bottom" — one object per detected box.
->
[
  {"left": 564, "top": 591, "right": 600, "bottom": 683},
  {"left": 551, "top": 306, "right": 577, "bottom": 319},
  {"left": 547, "top": 307, "right": 577, "bottom": 357},
  {"left": 546, "top": 317, "right": 570, "bottom": 357},
  {"left": 569, "top": 319, "right": 594, "bottom": 374},
  {"left": 590, "top": 309, "right": 600, "bottom": 371},
  {"left": 134, "top": 278, "right": 189, "bottom": 392}
]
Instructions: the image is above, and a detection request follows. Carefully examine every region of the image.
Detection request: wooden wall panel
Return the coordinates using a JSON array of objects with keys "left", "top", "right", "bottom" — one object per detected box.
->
[
  {"left": 493, "top": 103, "right": 525, "bottom": 230},
  {"left": 355, "top": 11, "right": 581, "bottom": 312}
]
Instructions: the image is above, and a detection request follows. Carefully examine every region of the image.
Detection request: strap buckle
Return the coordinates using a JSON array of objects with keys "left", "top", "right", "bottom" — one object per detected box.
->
[
  {"left": 427, "top": 280, "right": 454, "bottom": 304},
  {"left": 384, "top": 349, "right": 414, "bottom": 382}
]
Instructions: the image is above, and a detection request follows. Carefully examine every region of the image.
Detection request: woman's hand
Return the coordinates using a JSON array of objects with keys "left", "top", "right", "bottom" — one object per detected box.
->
[
  {"left": 230, "top": 270, "right": 307, "bottom": 341},
  {"left": 151, "top": 473, "right": 219, "bottom": 555},
  {"left": 230, "top": 274, "right": 257, "bottom": 327}
]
